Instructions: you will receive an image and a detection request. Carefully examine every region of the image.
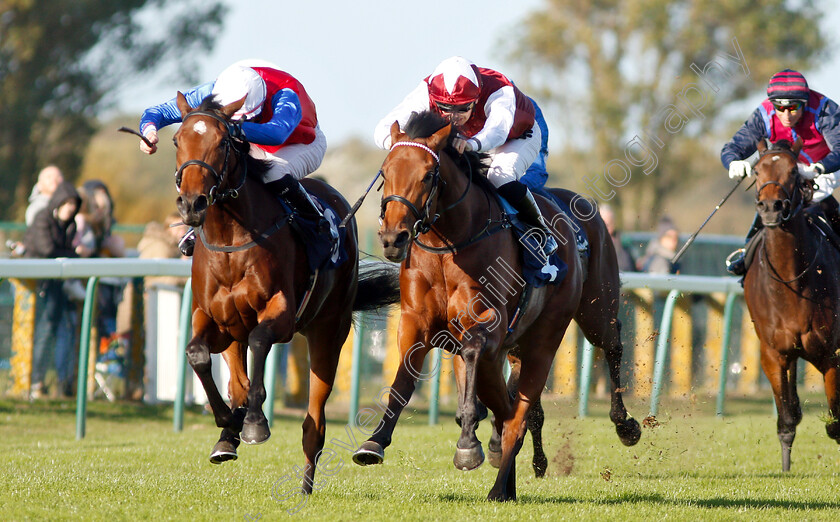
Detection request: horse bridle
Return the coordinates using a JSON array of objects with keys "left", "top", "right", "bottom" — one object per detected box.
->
[
  {"left": 754, "top": 147, "right": 807, "bottom": 224},
  {"left": 379, "top": 140, "right": 475, "bottom": 240},
  {"left": 174, "top": 110, "right": 249, "bottom": 205},
  {"left": 380, "top": 141, "right": 443, "bottom": 238}
]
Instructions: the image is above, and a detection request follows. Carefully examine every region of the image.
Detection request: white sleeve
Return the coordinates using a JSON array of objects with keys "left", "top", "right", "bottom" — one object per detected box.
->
[
  {"left": 373, "top": 81, "right": 431, "bottom": 149},
  {"left": 471, "top": 85, "right": 516, "bottom": 151}
]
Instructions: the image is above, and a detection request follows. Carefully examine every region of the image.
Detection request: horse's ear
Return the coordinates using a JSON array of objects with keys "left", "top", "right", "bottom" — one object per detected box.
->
[
  {"left": 221, "top": 96, "right": 246, "bottom": 120},
  {"left": 176, "top": 91, "right": 192, "bottom": 118},
  {"left": 792, "top": 136, "right": 803, "bottom": 156},
  {"left": 427, "top": 122, "right": 452, "bottom": 151},
  {"left": 756, "top": 139, "right": 767, "bottom": 153},
  {"left": 389, "top": 120, "right": 403, "bottom": 146}
]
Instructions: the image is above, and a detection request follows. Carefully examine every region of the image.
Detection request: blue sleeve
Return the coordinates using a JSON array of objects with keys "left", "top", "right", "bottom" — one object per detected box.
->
[
  {"left": 139, "top": 82, "right": 214, "bottom": 134},
  {"left": 240, "top": 89, "right": 303, "bottom": 146},
  {"left": 720, "top": 108, "right": 767, "bottom": 169},
  {"left": 815, "top": 97, "right": 840, "bottom": 173}
]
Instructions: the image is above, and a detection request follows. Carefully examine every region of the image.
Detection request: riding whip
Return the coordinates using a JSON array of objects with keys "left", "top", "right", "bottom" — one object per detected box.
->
[
  {"left": 671, "top": 174, "right": 747, "bottom": 265},
  {"left": 117, "top": 126, "right": 154, "bottom": 149},
  {"left": 339, "top": 170, "right": 383, "bottom": 228}
]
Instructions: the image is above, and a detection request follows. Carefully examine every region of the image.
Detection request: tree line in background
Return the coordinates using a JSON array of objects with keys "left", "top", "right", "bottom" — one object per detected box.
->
[
  {"left": 1, "top": 0, "right": 829, "bottom": 235},
  {"left": 0, "top": 0, "right": 225, "bottom": 220}
]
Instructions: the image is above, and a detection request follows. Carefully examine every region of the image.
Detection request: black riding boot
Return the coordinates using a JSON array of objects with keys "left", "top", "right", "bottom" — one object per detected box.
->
[
  {"left": 266, "top": 176, "right": 330, "bottom": 235},
  {"left": 497, "top": 180, "right": 558, "bottom": 259},
  {"left": 725, "top": 214, "right": 763, "bottom": 276},
  {"left": 819, "top": 195, "right": 840, "bottom": 237},
  {"left": 178, "top": 228, "right": 196, "bottom": 257}
]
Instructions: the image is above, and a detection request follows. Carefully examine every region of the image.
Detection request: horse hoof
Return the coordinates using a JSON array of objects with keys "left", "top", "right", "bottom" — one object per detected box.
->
[
  {"left": 241, "top": 419, "right": 271, "bottom": 445},
  {"left": 532, "top": 454, "right": 548, "bottom": 478},
  {"left": 826, "top": 420, "right": 840, "bottom": 442},
  {"left": 617, "top": 417, "right": 642, "bottom": 446},
  {"left": 352, "top": 441, "right": 384, "bottom": 466},
  {"left": 488, "top": 438, "right": 501, "bottom": 468},
  {"left": 209, "top": 441, "right": 238, "bottom": 464},
  {"left": 453, "top": 444, "right": 484, "bottom": 471}
]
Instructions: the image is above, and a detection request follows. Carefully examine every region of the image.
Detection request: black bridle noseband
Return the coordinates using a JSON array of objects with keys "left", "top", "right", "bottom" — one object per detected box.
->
[{"left": 174, "top": 110, "right": 248, "bottom": 205}]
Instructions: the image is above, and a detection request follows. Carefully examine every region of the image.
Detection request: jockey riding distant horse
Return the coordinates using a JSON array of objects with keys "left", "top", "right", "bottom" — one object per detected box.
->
[{"left": 744, "top": 138, "right": 840, "bottom": 471}]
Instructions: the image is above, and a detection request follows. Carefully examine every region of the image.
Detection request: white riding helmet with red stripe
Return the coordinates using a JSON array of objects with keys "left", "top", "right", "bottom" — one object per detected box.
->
[
  {"left": 211, "top": 64, "right": 267, "bottom": 121},
  {"left": 426, "top": 56, "right": 482, "bottom": 106}
]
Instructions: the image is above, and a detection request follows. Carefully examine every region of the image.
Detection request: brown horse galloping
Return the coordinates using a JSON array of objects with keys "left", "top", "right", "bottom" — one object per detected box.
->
[
  {"left": 351, "top": 111, "right": 640, "bottom": 501},
  {"left": 744, "top": 139, "right": 840, "bottom": 471},
  {"left": 172, "top": 93, "right": 399, "bottom": 494}
]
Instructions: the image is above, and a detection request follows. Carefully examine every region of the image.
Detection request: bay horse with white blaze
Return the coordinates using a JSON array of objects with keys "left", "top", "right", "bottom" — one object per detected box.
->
[
  {"left": 744, "top": 138, "right": 840, "bottom": 471},
  {"left": 351, "top": 111, "right": 640, "bottom": 501},
  {"left": 172, "top": 93, "right": 399, "bottom": 494}
]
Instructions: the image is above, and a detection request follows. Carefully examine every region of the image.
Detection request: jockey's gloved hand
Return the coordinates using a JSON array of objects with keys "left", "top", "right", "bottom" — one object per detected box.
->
[
  {"left": 228, "top": 122, "right": 246, "bottom": 142},
  {"left": 812, "top": 172, "right": 838, "bottom": 202},
  {"left": 728, "top": 160, "right": 752, "bottom": 179},
  {"left": 799, "top": 162, "right": 825, "bottom": 179}
]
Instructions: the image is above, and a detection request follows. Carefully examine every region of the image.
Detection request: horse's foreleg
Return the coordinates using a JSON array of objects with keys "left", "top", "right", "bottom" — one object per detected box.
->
[
  {"left": 186, "top": 311, "right": 240, "bottom": 463},
  {"left": 353, "top": 312, "right": 428, "bottom": 467},
  {"left": 761, "top": 346, "right": 797, "bottom": 471},
  {"left": 241, "top": 321, "right": 284, "bottom": 445},
  {"left": 453, "top": 355, "right": 488, "bottom": 429},
  {"left": 453, "top": 329, "right": 492, "bottom": 471}
]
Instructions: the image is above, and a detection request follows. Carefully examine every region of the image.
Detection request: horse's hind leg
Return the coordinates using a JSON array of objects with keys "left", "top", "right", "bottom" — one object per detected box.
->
[
  {"left": 486, "top": 355, "right": 547, "bottom": 477},
  {"left": 761, "top": 346, "right": 800, "bottom": 471},
  {"left": 817, "top": 356, "right": 840, "bottom": 442},
  {"left": 298, "top": 319, "right": 348, "bottom": 495},
  {"left": 577, "top": 313, "right": 641, "bottom": 446}
]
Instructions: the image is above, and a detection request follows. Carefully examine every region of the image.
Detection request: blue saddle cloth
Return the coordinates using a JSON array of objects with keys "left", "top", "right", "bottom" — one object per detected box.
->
[
  {"left": 497, "top": 190, "right": 589, "bottom": 288},
  {"left": 278, "top": 196, "right": 348, "bottom": 273}
]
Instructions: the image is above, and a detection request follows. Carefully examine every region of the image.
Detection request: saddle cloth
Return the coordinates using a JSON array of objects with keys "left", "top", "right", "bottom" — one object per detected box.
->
[
  {"left": 497, "top": 190, "right": 589, "bottom": 288},
  {"left": 279, "top": 195, "right": 347, "bottom": 273}
]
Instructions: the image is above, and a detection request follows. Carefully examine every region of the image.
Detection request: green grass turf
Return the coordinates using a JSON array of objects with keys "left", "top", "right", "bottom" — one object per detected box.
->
[{"left": 2, "top": 394, "right": 840, "bottom": 521}]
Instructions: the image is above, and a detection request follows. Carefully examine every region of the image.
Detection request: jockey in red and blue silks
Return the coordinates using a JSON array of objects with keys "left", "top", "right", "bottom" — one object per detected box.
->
[
  {"left": 373, "top": 56, "right": 557, "bottom": 260},
  {"left": 138, "top": 59, "right": 329, "bottom": 255},
  {"left": 720, "top": 69, "right": 840, "bottom": 276}
]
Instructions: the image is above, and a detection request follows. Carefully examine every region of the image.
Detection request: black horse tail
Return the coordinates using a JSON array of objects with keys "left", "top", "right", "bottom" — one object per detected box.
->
[{"left": 353, "top": 261, "right": 401, "bottom": 312}]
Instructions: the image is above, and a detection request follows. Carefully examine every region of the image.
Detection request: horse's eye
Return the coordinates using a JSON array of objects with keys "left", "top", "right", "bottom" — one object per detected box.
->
[
  {"left": 172, "top": 138, "right": 178, "bottom": 148},
  {"left": 423, "top": 171, "right": 435, "bottom": 183}
]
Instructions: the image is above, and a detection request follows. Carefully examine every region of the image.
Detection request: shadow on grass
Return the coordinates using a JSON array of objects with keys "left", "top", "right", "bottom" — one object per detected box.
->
[{"left": 439, "top": 491, "right": 840, "bottom": 510}]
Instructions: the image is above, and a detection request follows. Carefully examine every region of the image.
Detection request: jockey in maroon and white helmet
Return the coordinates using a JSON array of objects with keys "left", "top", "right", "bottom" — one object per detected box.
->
[{"left": 374, "top": 56, "right": 557, "bottom": 260}]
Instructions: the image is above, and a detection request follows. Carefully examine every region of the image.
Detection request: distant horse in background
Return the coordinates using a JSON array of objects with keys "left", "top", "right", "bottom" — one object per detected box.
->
[
  {"left": 352, "top": 111, "right": 640, "bottom": 501},
  {"left": 172, "top": 93, "right": 399, "bottom": 494},
  {"left": 744, "top": 138, "right": 840, "bottom": 471}
]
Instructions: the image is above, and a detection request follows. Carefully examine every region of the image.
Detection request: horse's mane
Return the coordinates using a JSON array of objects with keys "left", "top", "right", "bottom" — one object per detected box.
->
[
  {"left": 193, "top": 95, "right": 273, "bottom": 181},
  {"left": 403, "top": 111, "right": 490, "bottom": 178},
  {"left": 768, "top": 139, "right": 795, "bottom": 153}
]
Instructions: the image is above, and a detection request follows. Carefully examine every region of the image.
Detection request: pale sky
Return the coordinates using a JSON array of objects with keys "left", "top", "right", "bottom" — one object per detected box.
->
[
  {"left": 117, "top": 0, "right": 840, "bottom": 147},
  {"left": 118, "top": 0, "right": 542, "bottom": 144}
]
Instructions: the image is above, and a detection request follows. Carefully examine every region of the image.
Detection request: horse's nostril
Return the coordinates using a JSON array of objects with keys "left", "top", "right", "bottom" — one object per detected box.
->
[
  {"left": 394, "top": 231, "right": 410, "bottom": 248},
  {"left": 194, "top": 195, "right": 209, "bottom": 213}
]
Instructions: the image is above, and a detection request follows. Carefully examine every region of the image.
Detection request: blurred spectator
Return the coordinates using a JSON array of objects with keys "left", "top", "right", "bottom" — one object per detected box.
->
[
  {"left": 75, "top": 180, "right": 126, "bottom": 345},
  {"left": 25, "top": 165, "right": 65, "bottom": 226},
  {"left": 637, "top": 216, "right": 681, "bottom": 274},
  {"left": 599, "top": 204, "right": 636, "bottom": 272},
  {"left": 138, "top": 211, "right": 189, "bottom": 286},
  {"left": 23, "top": 181, "right": 81, "bottom": 399}
]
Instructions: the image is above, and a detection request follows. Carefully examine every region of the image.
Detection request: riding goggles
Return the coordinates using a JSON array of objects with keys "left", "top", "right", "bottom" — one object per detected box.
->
[
  {"left": 435, "top": 101, "right": 475, "bottom": 114},
  {"left": 772, "top": 100, "right": 805, "bottom": 113}
]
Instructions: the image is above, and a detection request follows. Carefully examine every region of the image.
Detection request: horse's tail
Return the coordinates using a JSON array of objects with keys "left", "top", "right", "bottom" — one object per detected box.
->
[{"left": 353, "top": 260, "right": 401, "bottom": 312}]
